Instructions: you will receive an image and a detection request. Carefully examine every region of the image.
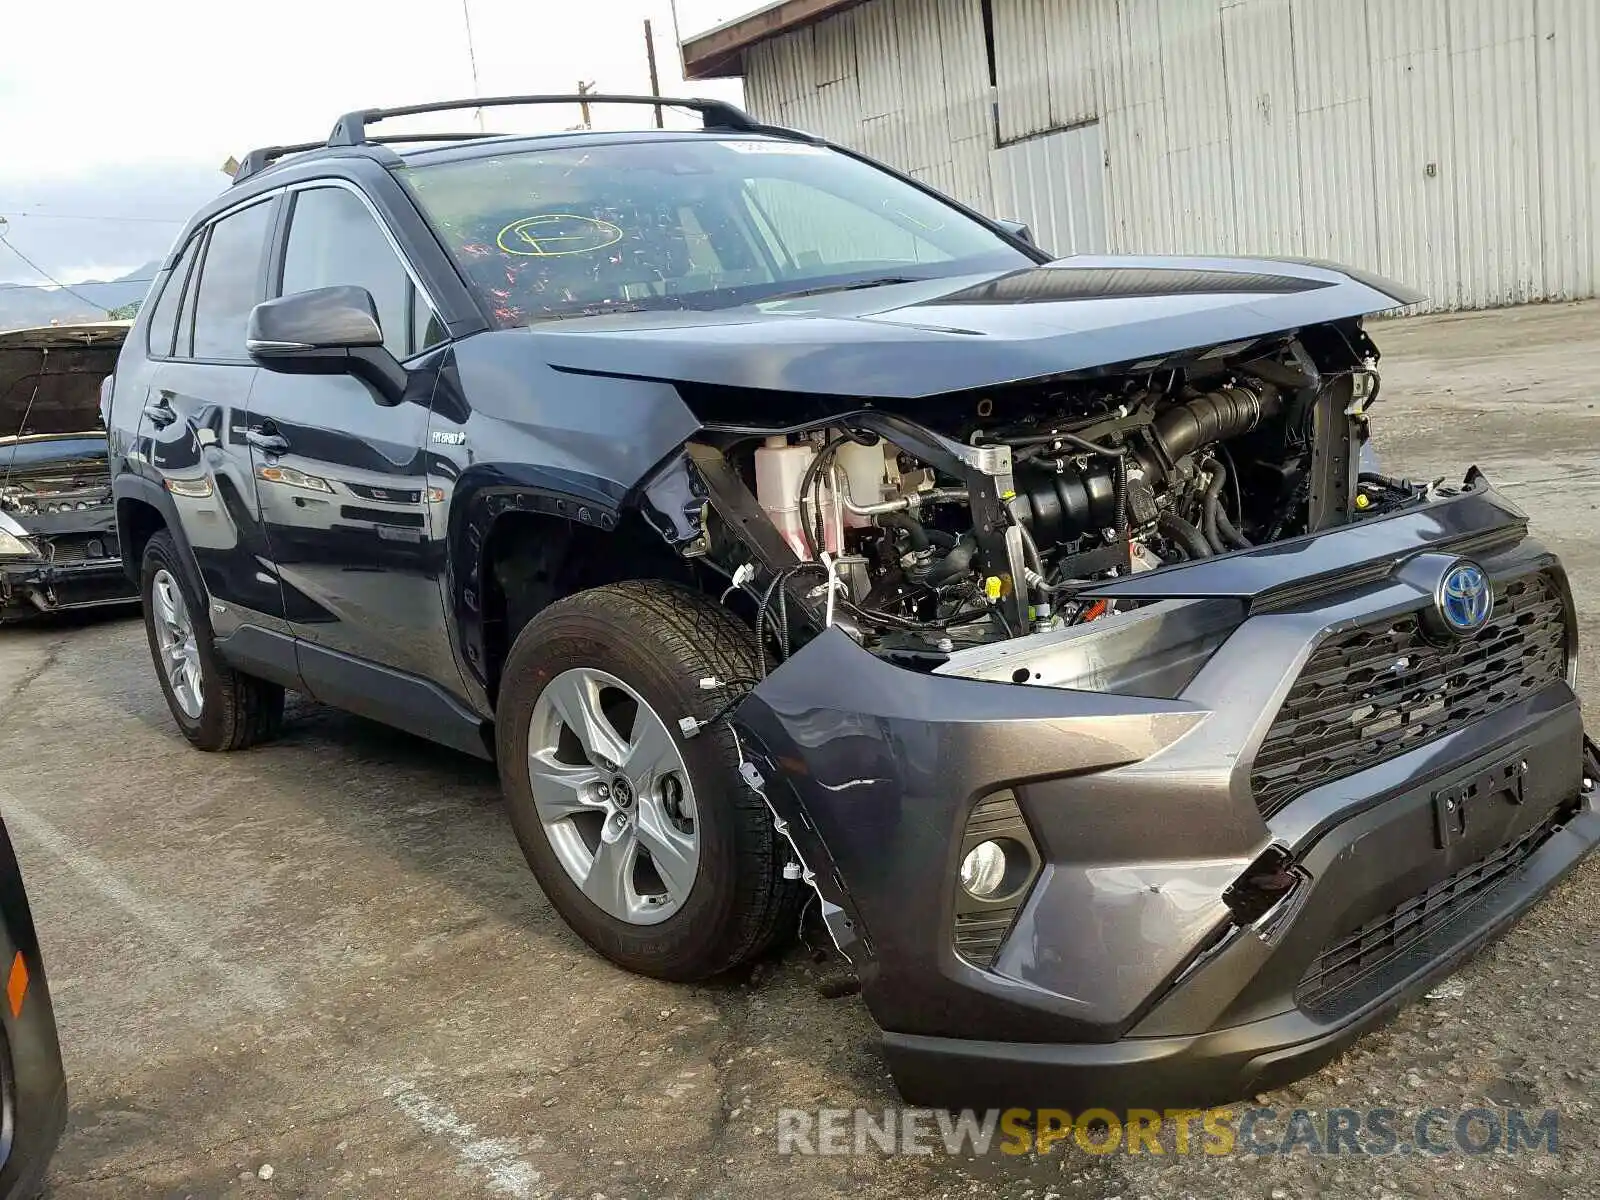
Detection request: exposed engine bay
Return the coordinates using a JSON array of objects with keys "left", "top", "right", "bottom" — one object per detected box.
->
[
  {"left": 0, "top": 449, "right": 112, "bottom": 519},
  {"left": 683, "top": 321, "right": 1434, "bottom": 665}
]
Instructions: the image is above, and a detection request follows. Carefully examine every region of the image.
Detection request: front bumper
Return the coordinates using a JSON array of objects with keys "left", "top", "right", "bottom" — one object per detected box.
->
[
  {"left": 881, "top": 739, "right": 1598, "bottom": 1109},
  {"left": 1, "top": 556, "right": 136, "bottom": 620},
  {"left": 736, "top": 504, "right": 1596, "bottom": 1109}
]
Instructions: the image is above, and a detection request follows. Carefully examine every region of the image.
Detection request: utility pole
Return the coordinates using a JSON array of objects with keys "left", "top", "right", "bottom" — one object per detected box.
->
[
  {"left": 644, "top": 19, "right": 664, "bottom": 127},
  {"left": 577, "top": 80, "right": 595, "bottom": 129}
]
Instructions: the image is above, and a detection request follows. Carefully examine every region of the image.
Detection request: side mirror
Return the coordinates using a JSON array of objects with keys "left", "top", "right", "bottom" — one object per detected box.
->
[
  {"left": 994, "top": 218, "right": 1035, "bottom": 247},
  {"left": 246, "top": 285, "right": 405, "bottom": 404}
]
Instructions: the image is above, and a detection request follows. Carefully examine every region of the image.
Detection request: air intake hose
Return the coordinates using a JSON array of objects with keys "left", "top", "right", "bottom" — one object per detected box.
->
[
  {"left": 1152, "top": 383, "right": 1279, "bottom": 465},
  {"left": 1014, "top": 384, "right": 1278, "bottom": 545}
]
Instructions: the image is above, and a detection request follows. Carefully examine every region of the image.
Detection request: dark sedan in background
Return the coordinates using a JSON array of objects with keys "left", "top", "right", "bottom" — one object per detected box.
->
[
  {"left": 1, "top": 323, "right": 136, "bottom": 623},
  {"left": 0, "top": 811, "right": 65, "bottom": 1197}
]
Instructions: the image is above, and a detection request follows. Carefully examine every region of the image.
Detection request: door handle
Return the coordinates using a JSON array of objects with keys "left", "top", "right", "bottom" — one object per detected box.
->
[
  {"left": 245, "top": 426, "right": 290, "bottom": 455},
  {"left": 142, "top": 397, "right": 176, "bottom": 428}
]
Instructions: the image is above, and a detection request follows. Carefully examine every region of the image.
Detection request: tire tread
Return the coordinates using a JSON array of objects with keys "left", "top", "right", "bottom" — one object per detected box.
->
[{"left": 498, "top": 580, "right": 801, "bottom": 979}]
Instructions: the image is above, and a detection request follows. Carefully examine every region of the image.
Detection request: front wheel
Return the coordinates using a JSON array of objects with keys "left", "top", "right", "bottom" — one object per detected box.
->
[
  {"left": 140, "top": 530, "right": 284, "bottom": 751},
  {"left": 496, "top": 581, "right": 801, "bottom": 981}
]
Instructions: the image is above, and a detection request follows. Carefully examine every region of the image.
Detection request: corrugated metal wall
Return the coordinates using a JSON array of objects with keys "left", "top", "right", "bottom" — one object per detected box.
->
[
  {"left": 990, "top": 125, "right": 1107, "bottom": 255},
  {"left": 739, "top": 0, "right": 1600, "bottom": 312}
]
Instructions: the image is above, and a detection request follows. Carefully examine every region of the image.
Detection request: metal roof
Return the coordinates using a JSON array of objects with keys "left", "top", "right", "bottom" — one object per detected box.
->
[{"left": 680, "top": 0, "right": 864, "bottom": 79}]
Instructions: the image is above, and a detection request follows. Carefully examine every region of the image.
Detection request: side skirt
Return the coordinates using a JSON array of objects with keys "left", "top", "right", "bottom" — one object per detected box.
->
[{"left": 214, "top": 625, "right": 493, "bottom": 760}]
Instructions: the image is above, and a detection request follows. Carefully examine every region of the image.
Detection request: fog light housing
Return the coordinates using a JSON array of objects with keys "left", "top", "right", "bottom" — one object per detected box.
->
[{"left": 952, "top": 791, "right": 1041, "bottom": 969}]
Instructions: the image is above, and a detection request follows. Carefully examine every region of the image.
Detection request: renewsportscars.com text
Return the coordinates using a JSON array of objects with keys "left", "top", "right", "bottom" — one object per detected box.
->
[{"left": 775, "top": 1106, "right": 1560, "bottom": 1158}]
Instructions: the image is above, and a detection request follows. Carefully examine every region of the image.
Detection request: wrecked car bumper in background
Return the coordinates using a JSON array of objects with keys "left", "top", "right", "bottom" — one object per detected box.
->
[
  {"left": 735, "top": 482, "right": 1598, "bottom": 1109},
  {"left": 0, "top": 507, "right": 131, "bottom": 622},
  {"left": 1, "top": 555, "right": 133, "bottom": 621}
]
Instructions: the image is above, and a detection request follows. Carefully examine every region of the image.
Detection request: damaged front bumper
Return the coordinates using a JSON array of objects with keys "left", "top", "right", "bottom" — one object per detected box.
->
[
  {"left": 735, "top": 483, "right": 1598, "bottom": 1109},
  {"left": 1, "top": 556, "right": 134, "bottom": 620},
  {"left": 0, "top": 506, "right": 135, "bottom": 621}
]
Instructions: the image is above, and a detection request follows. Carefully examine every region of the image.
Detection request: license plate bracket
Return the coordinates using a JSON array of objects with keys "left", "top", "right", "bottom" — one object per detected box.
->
[{"left": 1433, "top": 748, "right": 1527, "bottom": 849}]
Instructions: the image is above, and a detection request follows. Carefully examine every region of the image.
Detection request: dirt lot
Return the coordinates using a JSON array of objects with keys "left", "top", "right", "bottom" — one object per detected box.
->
[{"left": 3, "top": 301, "right": 1597, "bottom": 1199}]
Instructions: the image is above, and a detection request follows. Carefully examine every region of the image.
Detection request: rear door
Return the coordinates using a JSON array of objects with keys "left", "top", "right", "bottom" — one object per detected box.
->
[
  {"left": 245, "top": 181, "right": 454, "bottom": 681},
  {"left": 139, "top": 196, "right": 289, "bottom": 632}
]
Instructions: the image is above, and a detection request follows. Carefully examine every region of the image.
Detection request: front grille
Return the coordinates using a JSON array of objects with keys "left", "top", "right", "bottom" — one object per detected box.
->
[
  {"left": 43, "top": 533, "right": 118, "bottom": 564},
  {"left": 1297, "top": 804, "right": 1571, "bottom": 1019},
  {"left": 1251, "top": 572, "right": 1568, "bottom": 818}
]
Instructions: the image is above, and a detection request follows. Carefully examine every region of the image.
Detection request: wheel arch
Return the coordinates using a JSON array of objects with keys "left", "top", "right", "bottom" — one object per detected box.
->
[
  {"left": 474, "top": 504, "right": 720, "bottom": 707},
  {"left": 113, "top": 476, "right": 190, "bottom": 585}
]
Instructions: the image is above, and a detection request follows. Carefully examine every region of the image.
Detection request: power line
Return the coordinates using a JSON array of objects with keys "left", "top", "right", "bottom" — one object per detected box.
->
[
  {"left": 0, "top": 230, "right": 108, "bottom": 310},
  {"left": 0, "top": 278, "right": 155, "bottom": 293},
  {"left": 0, "top": 210, "right": 185, "bottom": 225}
]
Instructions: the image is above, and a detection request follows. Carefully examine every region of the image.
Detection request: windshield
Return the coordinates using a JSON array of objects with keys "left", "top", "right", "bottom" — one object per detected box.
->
[{"left": 399, "top": 137, "right": 1032, "bottom": 325}]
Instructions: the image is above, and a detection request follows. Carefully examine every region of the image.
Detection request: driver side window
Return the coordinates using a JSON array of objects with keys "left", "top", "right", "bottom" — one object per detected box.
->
[{"left": 279, "top": 186, "right": 444, "bottom": 359}]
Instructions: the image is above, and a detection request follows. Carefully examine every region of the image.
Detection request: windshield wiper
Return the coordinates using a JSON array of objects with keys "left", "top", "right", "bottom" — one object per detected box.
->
[
  {"left": 762, "top": 275, "right": 925, "bottom": 302},
  {"left": 525, "top": 298, "right": 689, "bottom": 322}
]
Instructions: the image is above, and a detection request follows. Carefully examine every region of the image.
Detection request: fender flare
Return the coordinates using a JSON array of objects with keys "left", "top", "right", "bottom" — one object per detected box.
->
[
  {"left": 112, "top": 475, "right": 197, "bottom": 587},
  {"left": 446, "top": 462, "right": 629, "bottom": 697}
]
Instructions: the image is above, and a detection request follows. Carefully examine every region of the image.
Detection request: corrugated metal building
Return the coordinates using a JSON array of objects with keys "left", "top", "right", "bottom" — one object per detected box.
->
[{"left": 682, "top": 0, "right": 1600, "bottom": 312}]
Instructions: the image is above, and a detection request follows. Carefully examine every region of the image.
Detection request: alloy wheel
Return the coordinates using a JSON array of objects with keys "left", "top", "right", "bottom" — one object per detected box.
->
[
  {"left": 151, "top": 567, "right": 204, "bottom": 719},
  {"left": 526, "top": 667, "right": 699, "bottom": 925}
]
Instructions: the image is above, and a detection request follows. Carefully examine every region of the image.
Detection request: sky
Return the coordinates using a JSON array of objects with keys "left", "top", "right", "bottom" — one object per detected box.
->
[{"left": 0, "top": 0, "right": 756, "bottom": 289}]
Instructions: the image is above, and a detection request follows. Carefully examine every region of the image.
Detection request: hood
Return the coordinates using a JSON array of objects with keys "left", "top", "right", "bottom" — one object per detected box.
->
[
  {"left": 0, "top": 322, "right": 128, "bottom": 441},
  {"left": 525, "top": 256, "right": 1423, "bottom": 399}
]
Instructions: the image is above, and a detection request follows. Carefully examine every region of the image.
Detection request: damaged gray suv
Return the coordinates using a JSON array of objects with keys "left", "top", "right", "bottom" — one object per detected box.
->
[
  {"left": 106, "top": 94, "right": 1598, "bottom": 1108},
  {"left": 1, "top": 322, "right": 136, "bottom": 621}
]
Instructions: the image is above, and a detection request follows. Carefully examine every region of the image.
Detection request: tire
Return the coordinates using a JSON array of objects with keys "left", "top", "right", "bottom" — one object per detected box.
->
[
  {"left": 496, "top": 580, "right": 802, "bottom": 981},
  {"left": 140, "top": 529, "right": 284, "bottom": 751}
]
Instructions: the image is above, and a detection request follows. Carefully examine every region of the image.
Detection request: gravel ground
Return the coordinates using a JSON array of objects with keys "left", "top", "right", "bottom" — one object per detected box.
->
[{"left": 1, "top": 300, "right": 1596, "bottom": 1199}]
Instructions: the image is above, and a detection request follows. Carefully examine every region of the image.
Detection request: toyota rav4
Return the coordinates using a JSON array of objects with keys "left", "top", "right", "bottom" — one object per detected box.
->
[{"left": 106, "top": 95, "right": 1598, "bottom": 1108}]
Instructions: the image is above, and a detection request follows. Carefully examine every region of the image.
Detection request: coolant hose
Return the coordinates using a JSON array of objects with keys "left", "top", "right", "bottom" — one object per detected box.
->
[
  {"left": 1217, "top": 509, "right": 1253, "bottom": 549},
  {"left": 1158, "top": 512, "right": 1213, "bottom": 560},
  {"left": 1201, "top": 461, "right": 1228, "bottom": 554},
  {"left": 880, "top": 512, "right": 930, "bottom": 553}
]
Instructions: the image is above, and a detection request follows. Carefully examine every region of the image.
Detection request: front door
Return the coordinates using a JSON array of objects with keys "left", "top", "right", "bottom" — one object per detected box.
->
[{"left": 245, "top": 183, "right": 455, "bottom": 683}]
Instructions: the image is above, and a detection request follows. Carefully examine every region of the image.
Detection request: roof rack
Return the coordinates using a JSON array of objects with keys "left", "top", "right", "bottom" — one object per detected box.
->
[
  {"left": 325, "top": 94, "right": 763, "bottom": 147},
  {"left": 231, "top": 95, "right": 797, "bottom": 188},
  {"left": 231, "top": 131, "right": 502, "bottom": 185}
]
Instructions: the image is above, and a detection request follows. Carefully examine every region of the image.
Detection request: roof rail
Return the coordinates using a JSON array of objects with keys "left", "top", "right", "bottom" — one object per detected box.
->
[
  {"left": 231, "top": 131, "right": 503, "bottom": 186},
  {"left": 231, "top": 95, "right": 798, "bottom": 188},
  {"left": 326, "top": 93, "right": 762, "bottom": 146}
]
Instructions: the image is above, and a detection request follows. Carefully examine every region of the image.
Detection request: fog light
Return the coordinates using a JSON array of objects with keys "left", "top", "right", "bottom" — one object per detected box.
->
[
  {"left": 951, "top": 793, "right": 1041, "bottom": 968},
  {"left": 960, "top": 841, "right": 1009, "bottom": 898}
]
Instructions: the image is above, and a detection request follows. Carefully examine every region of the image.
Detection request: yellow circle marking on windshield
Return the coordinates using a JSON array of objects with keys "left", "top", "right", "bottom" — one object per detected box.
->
[{"left": 496, "top": 214, "right": 625, "bottom": 256}]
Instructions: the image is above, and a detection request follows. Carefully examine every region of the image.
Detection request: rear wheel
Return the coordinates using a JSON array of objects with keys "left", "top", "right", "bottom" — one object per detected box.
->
[
  {"left": 140, "top": 530, "right": 283, "bottom": 751},
  {"left": 496, "top": 581, "right": 801, "bottom": 980}
]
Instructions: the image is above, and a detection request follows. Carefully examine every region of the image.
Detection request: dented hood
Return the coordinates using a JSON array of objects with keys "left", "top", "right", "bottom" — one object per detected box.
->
[
  {"left": 526, "top": 256, "right": 1424, "bottom": 399},
  {"left": 0, "top": 322, "right": 127, "bottom": 441}
]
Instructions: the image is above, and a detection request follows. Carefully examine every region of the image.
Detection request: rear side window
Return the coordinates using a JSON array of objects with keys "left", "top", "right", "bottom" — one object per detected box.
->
[
  {"left": 190, "top": 201, "right": 274, "bottom": 360},
  {"left": 145, "top": 237, "right": 201, "bottom": 358},
  {"left": 279, "top": 186, "right": 443, "bottom": 359}
]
